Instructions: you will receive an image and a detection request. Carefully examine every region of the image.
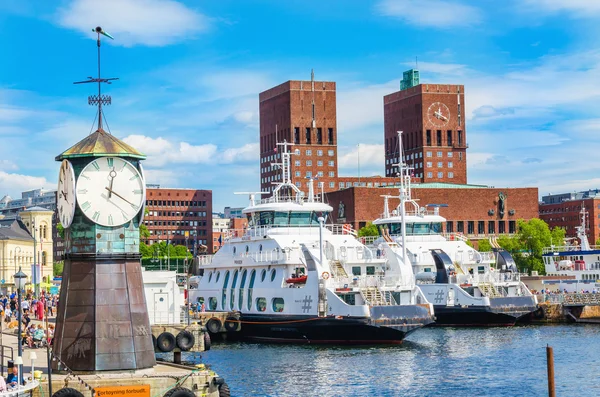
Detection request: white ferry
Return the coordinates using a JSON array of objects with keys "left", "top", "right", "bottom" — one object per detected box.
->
[
  {"left": 189, "top": 142, "right": 434, "bottom": 344},
  {"left": 365, "top": 132, "right": 537, "bottom": 326},
  {"left": 542, "top": 206, "right": 600, "bottom": 291}
]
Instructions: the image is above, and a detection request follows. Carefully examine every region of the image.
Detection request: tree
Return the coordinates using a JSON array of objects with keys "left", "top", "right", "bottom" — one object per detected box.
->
[
  {"left": 358, "top": 222, "right": 379, "bottom": 237},
  {"left": 477, "top": 239, "right": 492, "bottom": 252},
  {"left": 56, "top": 223, "right": 65, "bottom": 239},
  {"left": 596, "top": 237, "right": 600, "bottom": 246},
  {"left": 512, "top": 219, "right": 564, "bottom": 274},
  {"left": 53, "top": 261, "right": 64, "bottom": 277}
]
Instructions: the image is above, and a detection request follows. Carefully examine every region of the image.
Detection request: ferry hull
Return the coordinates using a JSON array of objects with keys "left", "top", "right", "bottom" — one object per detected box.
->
[
  {"left": 430, "top": 297, "right": 538, "bottom": 327},
  {"left": 233, "top": 307, "right": 433, "bottom": 344}
]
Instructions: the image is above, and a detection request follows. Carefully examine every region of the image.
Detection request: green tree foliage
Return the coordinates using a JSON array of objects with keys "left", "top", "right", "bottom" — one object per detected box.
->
[
  {"left": 140, "top": 241, "right": 191, "bottom": 258},
  {"left": 56, "top": 223, "right": 65, "bottom": 239},
  {"left": 477, "top": 239, "right": 492, "bottom": 252},
  {"left": 465, "top": 240, "right": 474, "bottom": 248},
  {"left": 596, "top": 237, "right": 600, "bottom": 246},
  {"left": 358, "top": 222, "right": 379, "bottom": 237},
  {"left": 53, "top": 261, "right": 64, "bottom": 277}
]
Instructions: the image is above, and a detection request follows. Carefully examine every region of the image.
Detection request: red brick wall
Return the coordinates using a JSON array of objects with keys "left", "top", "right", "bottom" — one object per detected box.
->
[
  {"left": 259, "top": 80, "right": 338, "bottom": 194},
  {"left": 384, "top": 84, "right": 467, "bottom": 184},
  {"left": 326, "top": 186, "right": 538, "bottom": 237},
  {"left": 539, "top": 198, "right": 600, "bottom": 245},
  {"left": 144, "top": 188, "right": 213, "bottom": 253}
]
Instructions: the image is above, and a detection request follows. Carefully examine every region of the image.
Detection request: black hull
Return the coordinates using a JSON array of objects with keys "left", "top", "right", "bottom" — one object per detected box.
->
[
  {"left": 429, "top": 305, "right": 521, "bottom": 327},
  {"left": 233, "top": 313, "right": 431, "bottom": 345}
]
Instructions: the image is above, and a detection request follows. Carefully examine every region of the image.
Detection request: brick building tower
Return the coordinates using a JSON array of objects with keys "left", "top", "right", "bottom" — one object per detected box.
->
[
  {"left": 259, "top": 71, "right": 338, "bottom": 194},
  {"left": 384, "top": 69, "right": 468, "bottom": 184}
]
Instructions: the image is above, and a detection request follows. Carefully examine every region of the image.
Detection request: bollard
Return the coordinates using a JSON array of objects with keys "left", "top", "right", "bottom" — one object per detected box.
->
[{"left": 546, "top": 344, "right": 555, "bottom": 397}]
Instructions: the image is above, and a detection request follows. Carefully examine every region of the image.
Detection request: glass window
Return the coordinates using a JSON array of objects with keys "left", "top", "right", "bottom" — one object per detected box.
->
[
  {"left": 273, "top": 211, "right": 289, "bottom": 226},
  {"left": 306, "top": 171, "right": 312, "bottom": 177},
  {"left": 209, "top": 297, "right": 217, "bottom": 311},
  {"left": 271, "top": 269, "right": 277, "bottom": 282},
  {"left": 261, "top": 269, "right": 267, "bottom": 282},
  {"left": 256, "top": 297, "right": 267, "bottom": 312},
  {"left": 457, "top": 221, "right": 464, "bottom": 233},
  {"left": 294, "top": 149, "right": 300, "bottom": 155},
  {"left": 317, "top": 171, "right": 323, "bottom": 177},
  {"left": 328, "top": 161, "right": 334, "bottom": 166},
  {"left": 295, "top": 171, "right": 301, "bottom": 177},
  {"left": 329, "top": 182, "right": 335, "bottom": 188},
  {"left": 448, "top": 162, "right": 453, "bottom": 168},
  {"left": 448, "top": 172, "right": 454, "bottom": 178},
  {"left": 427, "top": 172, "right": 432, "bottom": 178},
  {"left": 478, "top": 221, "right": 485, "bottom": 234},
  {"left": 437, "top": 162, "right": 442, "bottom": 167},
  {"left": 509, "top": 220, "right": 516, "bottom": 234},
  {"left": 426, "top": 151, "right": 432, "bottom": 157},
  {"left": 329, "top": 171, "right": 335, "bottom": 177},
  {"left": 208, "top": 272, "right": 213, "bottom": 283},
  {"left": 328, "top": 150, "right": 334, "bottom": 156},
  {"left": 488, "top": 221, "right": 495, "bottom": 234},
  {"left": 427, "top": 162, "right": 432, "bottom": 167},
  {"left": 446, "top": 221, "right": 454, "bottom": 233},
  {"left": 352, "top": 266, "right": 361, "bottom": 276},
  {"left": 295, "top": 160, "right": 300, "bottom": 166},
  {"left": 366, "top": 266, "right": 375, "bottom": 275},
  {"left": 306, "top": 150, "right": 312, "bottom": 156},
  {"left": 317, "top": 150, "right": 323, "bottom": 156},
  {"left": 216, "top": 271, "right": 221, "bottom": 283},
  {"left": 317, "top": 161, "right": 323, "bottom": 166},
  {"left": 307, "top": 160, "right": 312, "bottom": 166},
  {"left": 437, "top": 172, "right": 443, "bottom": 178},
  {"left": 272, "top": 298, "right": 285, "bottom": 312},
  {"left": 437, "top": 151, "right": 443, "bottom": 157}
]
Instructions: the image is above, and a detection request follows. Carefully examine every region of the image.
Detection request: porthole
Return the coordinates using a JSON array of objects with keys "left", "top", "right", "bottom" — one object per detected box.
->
[
  {"left": 270, "top": 269, "right": 277, "bottom": 282},
  {"left": 256, "top": 297, "right": 267, "bottom": 312},
  {"left": 215, "top": 271, "right": 221, "bottom": 283},
  {"left": 261, "top": 269, "right": 267, "bottom": 282},
  {"left": 272, "top": 298, "right": 284, "bottom": 312},
  {"left": 209, "top": 297, "right": 217, "bottom": 310},
  {"left": 208, "top": 271, "right": 213, "bottom": 283}
]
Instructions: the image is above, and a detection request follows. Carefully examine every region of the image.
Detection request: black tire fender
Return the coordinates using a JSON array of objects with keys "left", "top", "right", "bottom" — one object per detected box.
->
[
  {"left": 224, "top": 316, "right": 238, "bottom": 332},
  {"left": 52, "top": 388, "right": 84, "bottom": 397},
  {"left": 219, "top": 383, "right": 231, "bottom": 397},
  {"left": 156, "top": 332, "right": 176, "bottom": 352},
  {"left": 163, "top": 387, "right": 195, "bottom": 397},
  {"left": 206, "top": 318, "right": 222, "bottom": 334},
  {"left": 203, "top": 332, "right": 211, "bottom": 351},
  {"left": 152, "top": 334, "right": 157, "bottom": 350},
  {"left": 176, "top": 330, "right": 195, "bottom": 351}
]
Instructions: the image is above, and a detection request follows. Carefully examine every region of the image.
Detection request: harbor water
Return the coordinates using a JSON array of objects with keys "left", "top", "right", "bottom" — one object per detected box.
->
[{"left": 191, "top": 325, "right": 600, "bottom": 396}]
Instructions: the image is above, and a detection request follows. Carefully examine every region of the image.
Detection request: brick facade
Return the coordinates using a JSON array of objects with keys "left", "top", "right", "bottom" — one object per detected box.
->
[
  {"left": 539, "top": 198, "right": 600, "bottom": 245},
  {"left": 143, "top": 188, "right": 213, "bottom": 253},
  {"left": 259, "top": 79, "right": 338, "bottom": 194},
  {"left": 326, "top": 185, "right": 539, "bottom": 238},
  {"left": 384, "top": 84, "right": 468, "bottom": 184}
]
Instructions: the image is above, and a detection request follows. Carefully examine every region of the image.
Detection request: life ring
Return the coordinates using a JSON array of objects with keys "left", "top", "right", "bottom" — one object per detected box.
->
[
  {"left": 163, "top": 387, "right": 195, "bottom": 397},
  {"left": 52, "top": 388, "right": 84, "bottom": 397},
  {"left": 206, "top": 318, "right": 222, "bottom": 334},
  {"left": 322, "top": 272, "right": 330, "bottom": 280},
  {"left": 176, "top": 330, "right": 195, "bottom": 351},
  {"left": 156, "top": 332, "right": 176, "bottom": 352}
]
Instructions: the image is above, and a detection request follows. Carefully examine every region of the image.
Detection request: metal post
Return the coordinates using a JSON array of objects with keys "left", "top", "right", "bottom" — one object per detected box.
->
[
  {"left": 45, "top": 303, "right": 52, "bottom": 396},
  {"left": 186, "top": 257, "right": 190, "bottom": 326},
  {"left": 318, "top": 217, "right": 324, "bottom": 265},
  {"left": 17, "top": 285, "right": 22, "bottom": 385},
  {"left": 547, "top": 344, "right": 555, "bottom": 397}
]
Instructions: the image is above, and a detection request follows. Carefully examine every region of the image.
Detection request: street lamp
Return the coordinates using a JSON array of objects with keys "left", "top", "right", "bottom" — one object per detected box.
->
[
  {"left": 14, "top": 247, "right": 21, "bottom": 291},
  {"left": 13, "top": 267, "right": 27, "bottom": 386}
]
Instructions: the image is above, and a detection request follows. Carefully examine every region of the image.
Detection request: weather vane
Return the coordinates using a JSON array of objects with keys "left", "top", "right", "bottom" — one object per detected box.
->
[{"left": 74, "top": 26, "right": 118, "bottom": 133}]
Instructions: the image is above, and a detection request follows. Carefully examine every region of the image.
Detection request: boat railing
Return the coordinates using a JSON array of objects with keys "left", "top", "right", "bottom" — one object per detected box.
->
[
  {"left": 335, "top": 246, "right": 378, "bottom": 262},
  {"left": 0, "top": 380, "right": 40, "bottom": 397},
  {"left": 329, "top": 275, "right": 383, "bottom": 289},
  {"left": 225, "top": 224, "right": 358, "bottom": 240},
  {"left": 542, "top": 245, "right": 600, "bottom": 254},
  {"left": 440, "top": 232, "right": 469, "bottom": 242},
  {"left": 456, "top": 271, "right": 520, "bottom": 285},
  {"left": 478, "top": 251, "right": 496, "bottom": 263}
]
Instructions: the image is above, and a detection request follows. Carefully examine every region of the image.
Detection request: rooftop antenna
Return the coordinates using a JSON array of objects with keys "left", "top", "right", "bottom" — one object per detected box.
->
[{"left": 73, "top": 26, "right": 118, "bottom": 133}]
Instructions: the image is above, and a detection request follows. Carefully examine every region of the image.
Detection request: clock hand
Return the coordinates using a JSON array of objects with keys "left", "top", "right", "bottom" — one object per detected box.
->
[
  {"left": 60, "top": 191, "right": 70, "bottom": 204},
  {"left": 107, "top": 168, "right": 117, "bottom": 198},
  {"left": 105, "top": 187, "right": 135, "bottom": 207}
]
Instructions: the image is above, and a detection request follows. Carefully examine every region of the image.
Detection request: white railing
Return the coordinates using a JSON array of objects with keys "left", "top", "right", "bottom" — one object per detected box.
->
[
  {"left": 542, "top": 245, "right": 600, "bottom": 254},
  {"left": 454, "top": 271, "right": 520, "bottom": 285},
  {"left": 329, "top": 275, "right": 384, "bottom": 289},
  {"left": 225, "top": 225, "right": 358, "bottom": 240},
  {"left": 478, "top": 251, "right": 496, "bottom": 263},
  {"left": 335, "top": 246, "right": 378, "bottom": 262},
  {"left": 0, "top": 380, "right": 39, "bottom": 397}
]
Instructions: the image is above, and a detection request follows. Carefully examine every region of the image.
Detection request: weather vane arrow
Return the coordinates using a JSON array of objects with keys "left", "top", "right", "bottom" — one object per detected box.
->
[{"left": 74, "top": 26, "right": 118, "bottom": 133}]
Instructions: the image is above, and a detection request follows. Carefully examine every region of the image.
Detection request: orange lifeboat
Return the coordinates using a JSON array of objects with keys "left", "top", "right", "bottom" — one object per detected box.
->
[{"left": 286, "top": 275, "right": 308, "bottom": 284}]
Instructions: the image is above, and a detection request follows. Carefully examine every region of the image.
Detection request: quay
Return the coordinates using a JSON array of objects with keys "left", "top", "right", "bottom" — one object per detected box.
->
[{"left": 530, "top": 293, "right": 600, "bottom": 324}]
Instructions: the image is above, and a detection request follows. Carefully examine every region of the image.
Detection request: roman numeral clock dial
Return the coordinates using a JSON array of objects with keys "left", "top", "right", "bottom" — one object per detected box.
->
[
  {"left": 75, "top": 157, "right": 145, "bottom": 227},
  {"left": 57, "top": 160, "right": 77, "bottom": 228}
]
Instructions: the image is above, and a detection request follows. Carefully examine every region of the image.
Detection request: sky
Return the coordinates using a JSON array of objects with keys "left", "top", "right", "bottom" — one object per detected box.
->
[{"left": 1, "top": 0, "right": 600, "bottom": 211}]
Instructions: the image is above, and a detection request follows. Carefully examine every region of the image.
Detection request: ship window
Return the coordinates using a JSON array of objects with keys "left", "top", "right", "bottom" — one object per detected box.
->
[
  {"left": 208, "top": 272, "right": 213, "bottom": 283},
  {"left": 271, "top": 269, "right": 277, "bottom": 282},
  {"left": 209, "top": 297, "right": 217, "bottom": 311},
  {"left": 274, "top": 211, "right": 289, "bottom": 225},
  {"left": 259, "top": 211, "right": 274, "bottom": 225},
  {"left": 215, "top": 272, "right": 221, "bottom": 283},
  {"left": 249, "top": 270, "right": 256, "bottom": 288},
  {"left": 366, "top": 266, "right": 375, "bottom": 275},
  {"left": 272, "top": 298, "right": 284, "bottom": 312},
  {"left": 233, "top": 247, "right": 237, "bottom": 255},
  {"left": 289, "top": 212, "right": 311, "bottom": 226},
  {"left": 261, "top": 269, "right": 267, "bottom": 282},
  {"left": 256, "top": 297, "right": 267, "bottom": 312},
  {"left": 223, "top": 271, "right": 230, "bottom": 288},
  {"left": 245, "top": 245, "right": 249, "bottom": 253},
  {"left": 259, "top": 244, "right": 263, "bottom": 252},
  {"left": 352, "top": 266, "right": 361, "bottom": 276},
  {"left": 232, "top": 270, "right": 239, "bottom": 288},
  {"left": 240, "top": 270, "right": 248, "bottom": 288}
]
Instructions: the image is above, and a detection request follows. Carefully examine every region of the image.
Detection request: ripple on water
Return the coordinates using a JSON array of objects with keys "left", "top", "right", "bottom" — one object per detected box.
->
[{"left": 179, "top": 325, "right": 600, "bottom": 397}]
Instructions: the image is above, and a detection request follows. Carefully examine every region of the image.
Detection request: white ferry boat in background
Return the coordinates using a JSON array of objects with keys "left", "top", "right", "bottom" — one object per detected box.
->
[
  {"left": 365, "top": 132, "right": 537, "bottom": 327},
  {"left": 189, "top": 142, "right": 434, "bottom": 344},
  {"left": 543, "top": 206, "right": 600, "bottom": 292}
]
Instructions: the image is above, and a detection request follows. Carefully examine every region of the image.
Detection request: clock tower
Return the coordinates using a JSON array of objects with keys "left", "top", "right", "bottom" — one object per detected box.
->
[{"left": 52, "top": 27, "right": 155, "bottom": 372}]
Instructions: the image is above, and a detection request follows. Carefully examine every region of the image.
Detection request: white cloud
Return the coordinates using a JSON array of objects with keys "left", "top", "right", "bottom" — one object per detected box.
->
[
  {"left": 122, "top": 135, "right": 257, "bottom": 167},
  {"left": 0, "top": 160, "right": 18, "bottom": 171},
  {"left": 375, "top": 0, "right": 482, "bottom": 27},
  {"left": 57, "top": 0, "right": 210, "bottom": 47},
  {"left": 338, "top": 144, "right": 384, "bottom": 171},
  {"left": 0, "top": 172, "right": 53, "bottom": 197},
  {"left": 337, "top": 81, "right": 395, "bottom": 134}
]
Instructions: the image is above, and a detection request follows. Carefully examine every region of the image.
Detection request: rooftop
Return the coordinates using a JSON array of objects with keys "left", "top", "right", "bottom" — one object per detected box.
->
[{"left": 56, "top": 128, "right": 145, "bottom": 161}]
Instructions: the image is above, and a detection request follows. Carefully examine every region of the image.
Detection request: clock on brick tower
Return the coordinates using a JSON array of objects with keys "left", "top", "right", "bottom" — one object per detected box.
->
[{"left": 51, "top": 27, "right": 155, "bottom": 372}]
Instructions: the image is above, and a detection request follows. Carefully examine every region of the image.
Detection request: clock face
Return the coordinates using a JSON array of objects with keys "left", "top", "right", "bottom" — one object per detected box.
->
[
  {"left": 427, "top": 102, "right": 451, "bottom": 127},
  {"left": 57, "top": 160, "right": 76, "bottom": 228},
  {"left": 76, "top": 157, "right": 145, "bottom": 227}
]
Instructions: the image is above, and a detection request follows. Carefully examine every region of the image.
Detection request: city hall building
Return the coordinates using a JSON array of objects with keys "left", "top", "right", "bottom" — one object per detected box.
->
[{"left": 258, "top": 69, "right": 539, "bottom": 239}]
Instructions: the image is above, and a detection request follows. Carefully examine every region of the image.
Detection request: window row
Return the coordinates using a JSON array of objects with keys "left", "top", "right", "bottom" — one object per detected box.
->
[
  {"left": 293, "top": 127, "right": 335, "bottom": 145},
  {"left": 294, "top": 160, "right": 335, "bottom": 167},
  {"left": 147, "top": 211, "right": 208, "bottom": 218},
  {"left": 294, "top": 181, "right": 336, "bottom": 188},
  {"left": 147, "top": 200, "right": 207, "bottom": 207},
  {"left": 446, "top": 220, "right": 517, "bottom": 234}
]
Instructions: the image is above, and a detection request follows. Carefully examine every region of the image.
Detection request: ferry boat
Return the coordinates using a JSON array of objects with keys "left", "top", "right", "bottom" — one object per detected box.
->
[
  {"left": 365, "top": 132, "right": 537, "bottom": 327},
  {"left": 189, "top": 142, "right": 434, "bottom": 344},
  {"left": 542, "top": 206, "right": 600, "bottom": 291}
]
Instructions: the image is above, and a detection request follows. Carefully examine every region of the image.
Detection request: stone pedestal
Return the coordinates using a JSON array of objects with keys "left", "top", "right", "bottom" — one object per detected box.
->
[{"left": 53, "top": 253, "right": 155, "bottom": 371}]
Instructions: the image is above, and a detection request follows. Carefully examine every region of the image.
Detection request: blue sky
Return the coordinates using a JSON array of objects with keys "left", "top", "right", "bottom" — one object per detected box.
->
[{"left": 1, "top": 0, "right": 600, "bottom": 211}]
